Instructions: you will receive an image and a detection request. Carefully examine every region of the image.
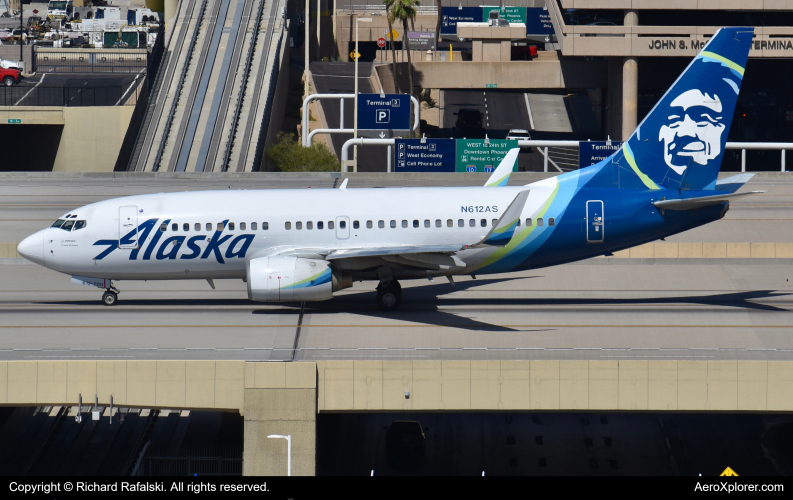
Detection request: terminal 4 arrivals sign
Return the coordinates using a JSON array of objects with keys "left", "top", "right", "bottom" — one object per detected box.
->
[
  {"left": 456, "top": 139, "right": 518, "bottom": 173},
  {"left": 395, "top": 138, "right": 456, "bottom": 172},
  {"left": 356, "top": 94, "right": 412, "bottom": 138},
  {"left": 578, "top": 141, "right": 623, "bottom": 168}
]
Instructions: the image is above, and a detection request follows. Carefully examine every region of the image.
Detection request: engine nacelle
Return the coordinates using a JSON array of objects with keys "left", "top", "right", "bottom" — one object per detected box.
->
[{"left": 246, "top": 256, "right": 351, "bottom": 302}]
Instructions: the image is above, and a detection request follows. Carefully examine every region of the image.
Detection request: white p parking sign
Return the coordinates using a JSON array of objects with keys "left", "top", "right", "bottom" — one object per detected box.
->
[{"left": 376, "top": 109, "right": 390, "bottom": 124}]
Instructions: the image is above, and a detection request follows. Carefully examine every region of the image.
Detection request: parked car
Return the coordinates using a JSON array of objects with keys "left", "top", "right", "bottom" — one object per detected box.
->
[
  {"left": 0, "top": 67, "right": 21, "bottom": 86},
  {"left": 511, "top": 44, "right": 538, "bottom": 60},
  {"left": 453, "top": 108, "right": 484, "bottom": 137},
  {"left": 385, "top": 421, "right": 426, "bottom": 461}
]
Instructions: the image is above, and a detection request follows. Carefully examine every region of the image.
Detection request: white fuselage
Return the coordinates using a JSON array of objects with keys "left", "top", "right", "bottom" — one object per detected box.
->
[{"left": 20, "top": 182, "right": 558, "bottom": 282}]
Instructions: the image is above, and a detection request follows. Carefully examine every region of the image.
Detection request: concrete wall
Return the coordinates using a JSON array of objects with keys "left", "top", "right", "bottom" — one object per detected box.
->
[
  {"left": 316, "top": 360, "right": 793, "bottom": 412},
  {"left": 243, "top": 363, "right": 316, "bottom": 476},
  {"left": 52, "top": 106, "right": 136, "bottom": 172},
  {"left": 559, "top": 0, "right": 793, "bottom": 9},
  {"left": 374, "top": 60, "right": 608, "bottom": 91}
]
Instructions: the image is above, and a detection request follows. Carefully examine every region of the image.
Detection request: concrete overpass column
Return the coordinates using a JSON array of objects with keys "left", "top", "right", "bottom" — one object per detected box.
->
[
  {"left": 164, "top": 0, "right": 179, "bottom": 28},
  {"left": 621, "top": 10, "right": 639, "bottom": 141},
  {"left": 243, "top": 363, "right": 317, "bottom": 476}
]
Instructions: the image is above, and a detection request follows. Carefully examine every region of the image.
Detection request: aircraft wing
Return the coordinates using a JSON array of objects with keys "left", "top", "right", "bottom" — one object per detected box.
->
[
  {"left": 652, "top": 191, "right": 764, "bottom": 211},
  {"left": 326, "top": 245, "right": 464, "bottom": 259}
]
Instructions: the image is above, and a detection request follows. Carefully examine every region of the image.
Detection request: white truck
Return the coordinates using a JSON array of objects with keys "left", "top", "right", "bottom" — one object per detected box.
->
[
  {"left": 47, "top": 0, "right": 75, "bottom": 18},
  {"left": 0, "top": 57, "right": 24, "bottom": 73}
]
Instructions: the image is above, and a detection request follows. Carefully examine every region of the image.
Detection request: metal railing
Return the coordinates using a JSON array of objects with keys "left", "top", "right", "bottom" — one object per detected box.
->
[
  {"left": 339, "top": 138, "right": 793, "bottom": 173},
  {"left": 0, "top": 84, "right": 140, "bottom": 106},
  {"left": 138, "top": 445, "right": 243, "bottom": 476},
  {"left": 35, "top": 50, "right": 148, "bottom": 74},
  {"left": 335, "top": 5, "right": 438, "bottom": 15}
]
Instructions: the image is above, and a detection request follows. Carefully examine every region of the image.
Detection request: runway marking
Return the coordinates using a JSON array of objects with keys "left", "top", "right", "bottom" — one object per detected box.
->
[
  {"left": 14, "top": 73, "right": 46, "bottom": 106},
  {"left": 0, "top": 324, "right": 792, "bottom": 328}
]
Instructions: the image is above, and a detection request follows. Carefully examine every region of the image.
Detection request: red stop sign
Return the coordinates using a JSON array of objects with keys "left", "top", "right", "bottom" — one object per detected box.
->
[
  {"left": 33, "top": 9, "right": 39, "bottom": 13},
  {"left": 377, "top": 37, "right": 386, "bottom": 48}
]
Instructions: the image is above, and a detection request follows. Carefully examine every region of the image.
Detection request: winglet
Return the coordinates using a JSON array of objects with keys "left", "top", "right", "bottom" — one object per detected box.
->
[
  {"left": 484, "top": 148, "right": 519, "bottom": 187},
  {"left": 474, "top": 189, "right": 530, "bottom": 247},
  {"left": 339, "top": 178, "right": 348, "bottom": 190}
]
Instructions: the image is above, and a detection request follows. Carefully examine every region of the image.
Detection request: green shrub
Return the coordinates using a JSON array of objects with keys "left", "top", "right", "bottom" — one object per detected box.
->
[{"left": 267, "top": 132, "right": 339, "bottom": 172}]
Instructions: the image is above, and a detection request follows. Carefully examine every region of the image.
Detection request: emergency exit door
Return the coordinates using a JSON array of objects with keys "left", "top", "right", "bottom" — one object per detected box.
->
[
  {"left": 119, "top": 205, "right": 139, "bottom": 248},
  {"left": 586, "top": 200, "right": 604, "bottom": 243}
]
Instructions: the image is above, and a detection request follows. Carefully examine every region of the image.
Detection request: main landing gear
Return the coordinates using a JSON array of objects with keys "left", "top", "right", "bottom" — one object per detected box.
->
[
  {"left": 102, "top": 284, "right": 120, "bottom": 306},
  {"left": 376, "top": 280, "right": 402, "bottom": 311}
]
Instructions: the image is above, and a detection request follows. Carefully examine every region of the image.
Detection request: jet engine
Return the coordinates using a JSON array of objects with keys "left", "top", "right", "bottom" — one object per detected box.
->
[{"left": 246, "top": 256, "right": 352, "bottom": 302}]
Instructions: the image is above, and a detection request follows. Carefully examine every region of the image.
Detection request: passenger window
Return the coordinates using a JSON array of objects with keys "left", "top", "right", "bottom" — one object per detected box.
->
[
  {"left": 285, "top": 222, "right": 291, "bottom": 230},
  {"left": 424, "top": 220, "right": 430, "bottom": 228},
  {"left": 492, "top": 219, "right": 498, "bottom": 226},
  {"left": 160, "top": 223, "right": 167, "bottom": 232},
  {"left": 307, "top": 221, "right": 313, "bottom": 230},
  {"left": 51, "top": 219, "right": 65, "bottom": 228},
  {"left": 413, "top": 220, "right": 419, "bottom": 228},
  {"left": 469, "top": 219, "right": 475, "bottom": 227},
  {"left": 296, "top": 221, "right": 302, "bottom": 230},
  {"left": 525, "top": 218, "right": 532, "bottom": 227},
  {"left": 251, "top": 222, "right": 258, "bottom": 230},
  {"left": 339, "top": 220, "right": 346, "bottom": 229},
  {"left": 217, "top": 222, "right": 224, "bottom": 231},
  {"left": 447, "top": 219, "right": 453, "bottom": 228},
  {"left": 317, "top": 221, "right": 323, "bottom": 230},
  {"left": 328, "top": 221, "right": 335, "bottom": 229},
  {"left": 240, "top": 222, "right": 246, "bottom": 230},
  {"left": 74, "top": 220, "right": 87, "bottom": 230},
  {"left": 195, "top": 223, "right": 201, "bottom": 231},
  {"left": 61, "top": 220, "right": 75, "bottom": 231},
  {"left": 549, "top": 218, "right": 555, "bottom": 226},
  {"left": 480, "top": 219, "right": 487, "bottom": 227},
  {"left": 537, "top": 218, "right": 544, "bottom": 226},
  {"left": 229, "top": 222, "right": 235, "bottom": 231},
  {"left": 435, "top": 219, "right": 441, "bottom": 228},
  {"left": 172, "top": 223, "right": 178, "bottom": 231},
  {"left": 458, "top": 219, "right": 464, "bottom": 227},
  {"left": 206, "top": 223, "right": 212, "bottom": 231},
  {"left": 353, "top": 220, "right": 359, "bottom": 229},
  {"left": 517, "top": 219, "right": 521, "bottom": 226},
  {"left": 390, "top": 220, "right": 396, "bottom": 228},
  {"left": 378, "top": 220, "right": 385, "bottom": 228},
  {"left": 262, "top": 222, "right": 269, "bottom": 230},
  {"left": 183, "top": 223, "right": 190, "bottom": 232},
  {"left": 367, "top": 220, "right": 373, "bottom": 229},
  {"left": 402, "top": 220, "right": 408, "bottom": 228}
]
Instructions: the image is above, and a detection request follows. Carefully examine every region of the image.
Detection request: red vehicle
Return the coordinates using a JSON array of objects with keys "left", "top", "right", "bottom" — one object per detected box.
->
[
  {"left": 1, "top": 67, "right": 21, "bottom": 87},
  {"left": 511, "top": 44, "right": 538, "bottom": 60}
]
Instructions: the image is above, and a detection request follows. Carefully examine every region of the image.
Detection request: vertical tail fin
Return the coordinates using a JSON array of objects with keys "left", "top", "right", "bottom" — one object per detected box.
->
[{"left": 613, "top": 27, "right": 753, "bottom": 191}]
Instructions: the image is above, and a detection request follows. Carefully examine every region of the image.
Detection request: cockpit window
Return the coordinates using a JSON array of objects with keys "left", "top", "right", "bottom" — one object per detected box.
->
[
  {"left": 61, "top": 220, "right": 75, "bottom": 231},
  {"left": 51, "top": 219, "right": 66, "bottom": 228},
  {"left": 74, "top": 220, "right": 87, "bottom": 231}
]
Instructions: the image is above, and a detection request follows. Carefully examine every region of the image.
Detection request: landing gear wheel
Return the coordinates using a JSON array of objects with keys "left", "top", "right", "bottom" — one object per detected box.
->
[
  {"left": 102, "top": 290, "right": 118, "bottom": 306},
  {"left": 376, "top": 280, "right": 402, "bottom": 311}
]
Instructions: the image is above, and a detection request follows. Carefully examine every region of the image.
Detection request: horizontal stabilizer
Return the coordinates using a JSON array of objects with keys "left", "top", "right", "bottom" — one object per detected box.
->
[
  {"left": 715, "top": 173, "right": 755, "bottom": 193},
  {"left": 484, "top": 148, "right": 519, "bottom": 187},
  {"left": 653, "top": 190, "right": 763, "bottom": 211},
  {"left": 474, "top": 189, "right": 530, "bottom": 247}
]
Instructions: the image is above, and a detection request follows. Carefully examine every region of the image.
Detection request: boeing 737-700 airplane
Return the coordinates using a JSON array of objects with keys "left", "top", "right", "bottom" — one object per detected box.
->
[{"left": 18, "top": 27, "right": 762, "bottom": 310}]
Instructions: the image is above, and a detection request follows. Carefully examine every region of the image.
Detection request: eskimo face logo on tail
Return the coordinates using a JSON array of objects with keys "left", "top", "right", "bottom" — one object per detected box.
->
[{"left": 658, "top": 89, "right": 726, "bottom": 175}]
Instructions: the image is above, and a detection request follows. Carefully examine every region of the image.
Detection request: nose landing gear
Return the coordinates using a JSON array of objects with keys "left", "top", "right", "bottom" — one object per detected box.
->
[
  {"left": 101, "top": 284, "right": 120, "bottom": 306},
  {"left": 376, "top": 279, "right": 402, "bottom": 311}
]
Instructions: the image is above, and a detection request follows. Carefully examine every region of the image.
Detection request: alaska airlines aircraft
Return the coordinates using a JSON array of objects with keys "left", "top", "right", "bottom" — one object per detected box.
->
[{"left": 18, "top": 27, "right": 762, "bottom": 310}]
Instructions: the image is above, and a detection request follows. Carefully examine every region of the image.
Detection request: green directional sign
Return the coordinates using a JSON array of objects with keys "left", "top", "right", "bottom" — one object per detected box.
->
[
  {"left": 483, "top": 6, "right": 527, "bottom": 25},
  {"left": 455, "top": 139, "right": 518, "bottom": 173},
  {"left": 7, "top": 119, "right": 21, "bottom": 124},
  {"left": 485, "top": 83, "right": 497, "bottom": 88}
]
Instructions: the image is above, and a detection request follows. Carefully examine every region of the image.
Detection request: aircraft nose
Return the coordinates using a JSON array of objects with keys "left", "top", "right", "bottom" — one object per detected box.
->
[{"left": 17, "top": 232, "right": 44, "bottom": 265}]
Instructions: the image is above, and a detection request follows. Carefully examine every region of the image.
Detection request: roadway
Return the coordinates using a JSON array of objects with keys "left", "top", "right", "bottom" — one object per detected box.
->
[{"left": 0, "top": 174, "right": 791, "bottom": 362}]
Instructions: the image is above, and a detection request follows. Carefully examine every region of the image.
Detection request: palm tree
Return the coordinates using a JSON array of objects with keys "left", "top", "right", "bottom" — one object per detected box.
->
[
  {"left": 382, "top": 0, "right": 400, "bottom": 93},
  {"left": 392, "top": 0, "right": 420, "bottom": 104}
]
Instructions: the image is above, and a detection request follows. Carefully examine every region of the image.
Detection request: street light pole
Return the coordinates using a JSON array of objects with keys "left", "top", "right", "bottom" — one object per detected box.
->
[
  {"left": 267, "top": 434, "right": 292, "bottom": 476},
  {"left": 353, "top": 17, "right": 372, "bottom": 173},
  {"left": 304, "top": 0, "right": 310, "bottom": 99}
]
